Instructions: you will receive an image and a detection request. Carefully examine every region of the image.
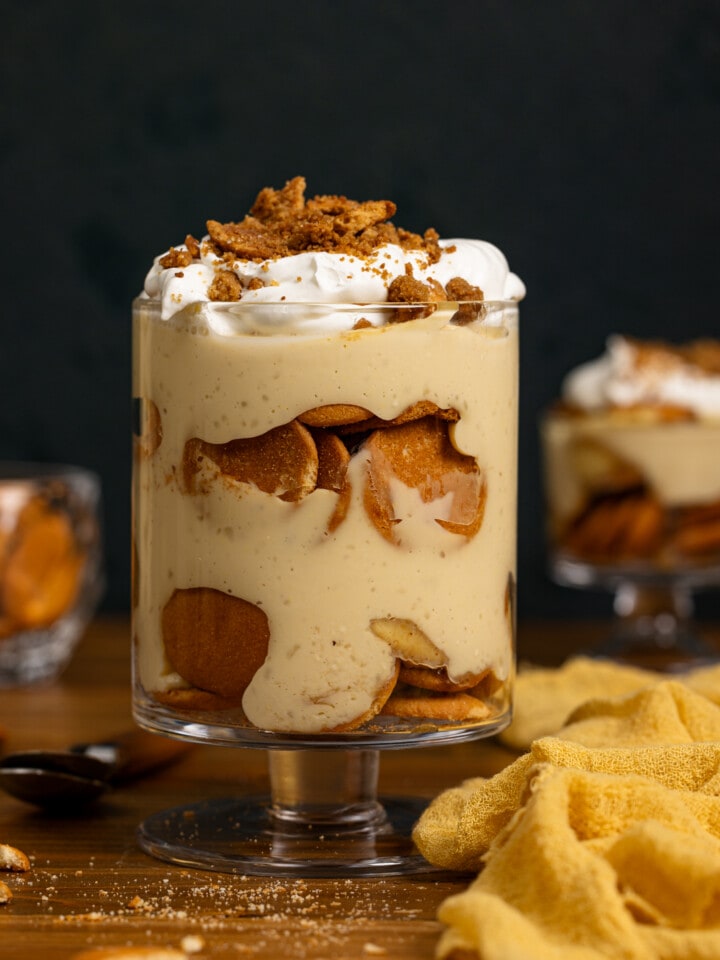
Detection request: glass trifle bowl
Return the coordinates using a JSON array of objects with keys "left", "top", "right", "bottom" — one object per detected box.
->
[{"left": 131, "top": 177, "right": 523, "bottom": 876}]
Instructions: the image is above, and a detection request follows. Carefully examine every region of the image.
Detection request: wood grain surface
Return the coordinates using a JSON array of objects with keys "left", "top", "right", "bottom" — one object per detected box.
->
[{"left": 1, "top": 617, "right": 715, "bottom": 959}]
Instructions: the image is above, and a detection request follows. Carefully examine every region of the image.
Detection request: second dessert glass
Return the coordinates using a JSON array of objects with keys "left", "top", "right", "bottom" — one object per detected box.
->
[
  {"left": 132, "top": 297, "right": 519, "bottom": 876},
  {"left": 541, "top": 405, "right": 720, "bottom": 669},
  {"left": 0, "top": 463, "right": 103, "bottom": 686}
]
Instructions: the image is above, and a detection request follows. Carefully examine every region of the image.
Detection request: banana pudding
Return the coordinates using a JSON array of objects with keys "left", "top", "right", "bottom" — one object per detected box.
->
[
  {"left": 542, "top": 336, "right": 720, "bottom": 570},
  {"left": 132, "top": 178, "right": 523, "bottom": 737}
]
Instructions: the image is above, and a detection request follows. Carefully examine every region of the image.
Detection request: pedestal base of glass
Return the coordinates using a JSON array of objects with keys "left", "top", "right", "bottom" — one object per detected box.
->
[
  {"left": 552, "top": 554, "right": 720, "bottom": 672},
  {"left": 138, "top": 752, "right": 430, "bottom": 877},
  {"left": 137, "top": 747, "right": 468, "bottom": 877},
  {"left": 136, "top": 703, "right": 510, "bottom": 878}
]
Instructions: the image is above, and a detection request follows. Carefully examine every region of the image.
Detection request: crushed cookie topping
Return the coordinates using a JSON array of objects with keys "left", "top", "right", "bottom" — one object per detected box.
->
[
  {"left": 158, "top": 247, "right": 193, "bottom": 269},
  {"left": 204, "top": 176, "right": 439, "bottom": 262},
  {"left": 159, "top": 176, "right": 485, "bottom": 308},
  {"left": 208, "top": 270, "right": 242, "bottom": 302}
]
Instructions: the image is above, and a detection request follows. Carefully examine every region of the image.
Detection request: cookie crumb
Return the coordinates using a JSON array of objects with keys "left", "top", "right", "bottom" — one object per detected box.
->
[
  {"left": 208, "top": 269, "right": 242, "bottom": 302},
  {"left": 0, "top": 844, "right": 30, "bottom": 873},
  {"left": 179, "top": 935, "right": 205, "bottom": 954},
  {"left": 159, "top": 247, "right": 193, "bottom": 269}
]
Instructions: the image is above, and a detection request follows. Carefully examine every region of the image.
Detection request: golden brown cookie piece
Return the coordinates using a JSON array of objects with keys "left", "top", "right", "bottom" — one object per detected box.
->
[
  {"left": 161, "top": 587, "right": 269, "bottom": 699},
  {"left": 336, "top": 402, "right": 460, "bottom": 435},
  {"left": 298, "top": 404, "right": 373, "bottom": 427},
  {"left": 308, "top": 428, "right": 352, "bottom": 533},
  {"left": 0, "top": 844, "right": 30, "bottom": 872},
  {"left": 445, "top": 277, "right": 485, "bottom": 324},
  {"left": 152, "top": 687, "right": 246, "bottom": 713},
  {"left": 563, "top": 494, "right": 663, "bottom": 560},
  {"left": 381, "top": 691, "right": 491, "bottom": 722},
  {"left": 363, "top": 417, "right": 486, "bottom": 543},
  {"left": 324, "top": 661, "right": 400, "bottom": 732},
  {"left": 134, "top": 398, "right": 163, "bottom": 460},
  {"left": 208, "top": 269, "right": 242, "bottom": 302},
  {"left": 671, "top": 499, "right": 720, "bottom": 557},
  {"left": 183, "top": 420, "right": 318, "bottom": 502},
  {"left": 387, "top": 272, "right": 445, "bottom": 320},
  {"left": 388, "top": 401, "right": 460, "bottom": 426},
  {"left": 672, "top": 518, "right": 720, "bottom": 557},
  {"left": 310, "top": 430, "right": 351, "bottom": 493},
  {"left": 369, "top": 617, "right": 445, "bottom": 667},
  {"left": 204, "top": 176, "right": 438, "bottom": 263},
  {"left": 158, "top": 246, "right": 193, "bottom": 269},
  {"left": 326, "top": 479, "right": 353, "bottom": 534},
  {"left": 398, "top": 664, "right": 489, "bottom": 693},
  {"left": 2, "top": 497, "right": 84, "bottom": 630}
]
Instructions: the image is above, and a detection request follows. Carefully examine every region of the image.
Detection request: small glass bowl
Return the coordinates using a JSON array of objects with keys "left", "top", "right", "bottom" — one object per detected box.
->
[{"left": 0, "top": 463, "right": 103, "bottom": 686}]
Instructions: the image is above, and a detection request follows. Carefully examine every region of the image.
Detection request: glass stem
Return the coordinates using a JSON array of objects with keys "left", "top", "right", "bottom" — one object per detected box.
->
[
  {"left": 612, "top": 581, "right": 695, "bottom": 651},
  {"left": 267, "top": 749, "right": 387, "bottom": 834}
]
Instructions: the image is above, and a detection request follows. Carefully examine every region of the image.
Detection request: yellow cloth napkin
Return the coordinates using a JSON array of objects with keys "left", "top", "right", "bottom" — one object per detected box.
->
[
  {"left": 413, "top": 680, "right": 720, "bottom": 959},
  {"left": 501, "top": 656, "right": 720, "bottom": 751}
]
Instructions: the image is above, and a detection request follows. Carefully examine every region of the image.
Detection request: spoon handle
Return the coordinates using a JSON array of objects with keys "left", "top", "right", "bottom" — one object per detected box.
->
[{"left": 71, "top": 729, "right": 192, "bottom": 782}]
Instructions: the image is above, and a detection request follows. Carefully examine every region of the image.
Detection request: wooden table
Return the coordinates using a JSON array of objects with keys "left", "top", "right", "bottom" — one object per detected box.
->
[{"left": 0, "top": 617, "right": 713, "bottom": 959}]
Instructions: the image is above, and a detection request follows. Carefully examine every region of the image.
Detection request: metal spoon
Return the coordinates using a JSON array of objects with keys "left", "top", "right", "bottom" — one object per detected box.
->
[{"left": 0, "top": 729, "right": 192, "bottom": 808}]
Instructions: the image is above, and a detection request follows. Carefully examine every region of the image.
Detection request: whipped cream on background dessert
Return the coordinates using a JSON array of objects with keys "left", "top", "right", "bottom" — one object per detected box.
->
[
  {"left": 563, "top": 335, "right": 720, "bottom": 418},
  {"left": 133, "top": 178, "right": 522, "bottom": 735},
  {"left": 543, "top": 336, "right": 720, "bottom": 566}
]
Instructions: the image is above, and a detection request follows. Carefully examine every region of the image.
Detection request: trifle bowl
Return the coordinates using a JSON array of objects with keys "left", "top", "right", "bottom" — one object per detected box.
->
[
  {"left": 542, "top": 335, "right": 720, "bottom": 669},
  {"left": 131, "top": 177, "right": 523, "bottom": 875}
]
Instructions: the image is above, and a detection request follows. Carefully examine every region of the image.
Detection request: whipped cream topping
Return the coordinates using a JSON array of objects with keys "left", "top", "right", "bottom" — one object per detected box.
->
[
  {"left": 143, "top": 238, "right": 525, "bottom": 331},
  {"left": 563, "top": 336, "right": 720, "bottom": 419}
]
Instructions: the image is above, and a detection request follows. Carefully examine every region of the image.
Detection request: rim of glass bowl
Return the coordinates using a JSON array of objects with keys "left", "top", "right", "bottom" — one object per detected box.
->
[
  {"left": 133, "top": 296, "right": 519, "bottom": 316},
  {"left": 0, "top": 462, "right": 100, "bottom": 484}
]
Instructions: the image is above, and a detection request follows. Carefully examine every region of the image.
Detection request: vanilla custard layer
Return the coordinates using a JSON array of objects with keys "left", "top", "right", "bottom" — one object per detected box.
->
[
  {"left": 133, "top": 303, "right": 518, "bottom": 733},
  {"left": 543, "top": 413, "right": 720, "bottom": 525}
]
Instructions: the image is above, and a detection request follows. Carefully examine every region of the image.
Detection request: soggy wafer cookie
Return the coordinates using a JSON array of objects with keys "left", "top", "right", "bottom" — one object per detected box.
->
[
  {"left": 674, "top": 519, "right": 720, "bottom": 555},
  {"left": 298, "top": 403, "right": 373, "bottom": 427},
  {"left": 309, "top": 428, "right": 352, "bottom": 532},
  {"left": 565, "top": 494, "right": 663, "bottom": 559},
  {"left": 672, "top": 499, "right": 720, "bottom": 556},
  {"left": 152, "top": 687, "right": 246, "bottom": 713},
  {"left": 370, "top": 616, "right": 445, "bottom": 667},
  {"left": 388, "top": 401, "right": 460, "bottom": 426},
  {"left": 336, "top": 402, "right": 459, "bottom": 435},
  {"left": 381, "top": 691, "right": 491, "bottom": 722},
  {"left": 183, "top": 420, "right": 318, "bottom": 501},
  {"left": 162, "top": 587, "right": 269, "bottom": 698},
  {"left": 324, "top": 660, "right": 400, "bottom": 732},
  {"left": 311, "top": 429, "right": 350, "bottom": 493},
  {"left": 398, "top": 664, "right": 488, "bottom": 692},
  {"left": 363, "top": 417, "right": 486, "bottom": 543},
  {"left": 2, "top": 496, "right": 85, "bottom": 629},
  {"left": 134, "top": 398, "right": 163, "bottom": 460}
]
